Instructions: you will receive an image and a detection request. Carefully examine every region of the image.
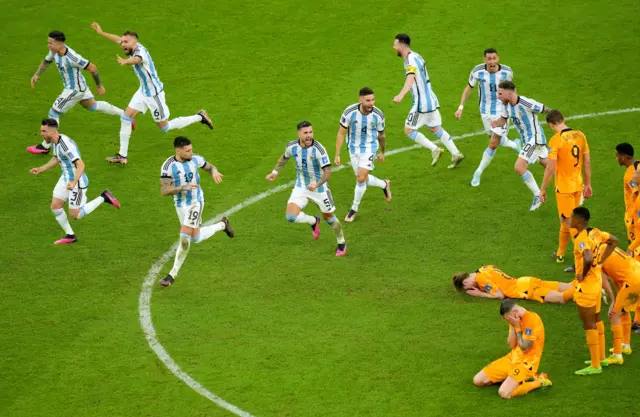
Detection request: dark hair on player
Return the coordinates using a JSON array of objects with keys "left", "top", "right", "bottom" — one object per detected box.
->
[
  {"left": 297, "top": 120, "right": 312, "bottom": 130},
  {"left": 498, "top": 80, "right": 515, "bottom": 90},
  {"left": 122, "top": 30, "right": 139, "bottom": 39},
  {"left": 395, "top": 33, "right": 411, "bottom": 46},
  {"left": 48, "top": 31, "right": 65, "bottom": 42},
  {"left": 452, "top": 272, "right": 470, "bottom": 291},
  {"left": 572, "top": 206, "right": 591, "bottom": 222},
  {"left": 41, "top": 118, "right": 59, "bottom": 128},
  {"left": 616, "top": 143, "right": 634, "bottom": 157},
  {"left": 483, "top": 48, "right": 498, "bottom": 56},
  {"left": 359, "top": 87, "right": 374, "bottom": 97},
  {"left": 173, "top": 136, "right": 191, "bottom": 148},
  {"left": 546, "top": 109, "right": 565, "bottom": 125},
  {"left": 499, "top": 298, "right": 517, "bottom": 316}
]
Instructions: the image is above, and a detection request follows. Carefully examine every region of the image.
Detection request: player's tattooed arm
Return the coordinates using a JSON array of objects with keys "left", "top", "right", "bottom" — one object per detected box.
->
[
  {"left": 315, "top": 166, "right": 332, "bottom": 188},
  {"left": 202, "top": 162, "right": 223, "bottom": 184},
  {"left": 273, "top": 154, "right": 289, "bottom": 173},
  {"left": 35, "top": 60, "right": 51, "bottom": 76},
  {"left": 378, "top": 131, "right": 386, "bottom": 154},
  {"left": 160, "top": 177, "right": 194, "bottom": 196},
  {"left": 515, "top": 331, "right": 534, "bottom": 351}
]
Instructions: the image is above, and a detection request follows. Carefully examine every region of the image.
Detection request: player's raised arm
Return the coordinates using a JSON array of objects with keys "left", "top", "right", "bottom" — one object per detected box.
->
[
  {"left": 266, "top": 153, "right": 289, "bottom": 181},
  {"left": 335, "top": 125, "right": 348, "bottom": 165},
  {"left": 30, "top": 58, "right": 52, "bottom": 88},
  {"left": 91, "top": 22, "right": 122, "bottom": 44},
  {"left": 455, "top": 84, "right": 473, "bottom": 119},
  {"left": 202, "top": 161, "right": 223, "bottom": 184}
]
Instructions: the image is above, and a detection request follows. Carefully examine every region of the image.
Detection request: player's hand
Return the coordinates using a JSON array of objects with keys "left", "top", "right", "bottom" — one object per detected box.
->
[
  {"left": 181, "top": 183, "right": 198, "bottom": 191},
  {"left": 583, "top": 185, "right": 593, "bottom": 199},
  {"left": 465, "top": 288, "right": 484, "bottom": 297},
  {"left": 392, "top": 94, "right": 403, "bottom": 104},
  {"left": 96, "top": 85, "right": 106, "bottom": 95},
  {"left": 307, "top": 183, "right": 318, "bottom": 192},
  {"left": 266, "top": 172, "right": 277, "bottom": 182},
  {"left": 90, "top": 22, "right": 103, "bottom": 34},
  {"left": 30, "top": 75, "right": 39, "bottom": 88},
  {"left": 454, "top": 109, "right": 463, "bottom": 119},
  {"left": 377, "top": 153, "right": 385, "bottom": 163},
  {"left": 608, "top": 304, "right": 615, "bottom": 320},
  {"left": 490, "top": 120, "right": 499, "bottom": 128},
  {"left": 627, "top": 249, "right": 635, "bottom": 256},
  {"left": 539, "top": 190, "right": 547, "bottom": 204},
  {"left": 334, "top": 155, "right": 341, "bottom": 166},
  {"left": 116, "top": 55, "right": 127, "bottom": 65},
  {"left": 211, "top": 171, "right": 223, "bottom": 184},
  {"left": 576, "top": 273, "right": 584, "bottom": 282},
  {"left": 29, "top": 167, "right": 41, "bottom": 175},
  {"left": 66, "top": 182, "right": 77, "bottom": 190}
]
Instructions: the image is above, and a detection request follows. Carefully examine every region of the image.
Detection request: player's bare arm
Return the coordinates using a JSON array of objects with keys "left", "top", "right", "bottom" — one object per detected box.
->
[
  {"left": 539, "top": 158, "right": 557, "bottom": 203},
  {"left": 29, "top": 156, "right": 59, "bottom": 175},
  {"left": 507, "top": 327, "right": 517, "bottom": 349},
  {"left": 455, "top": 84, "right": 473, "bottom": 119},
  {"left": 393, "top": 73, "right": 415, "bottom": 103},
  {"left": 117, "top": 55, "right": 142, "bottom": 66},
  {"left": 599, "top": 234, "right": 618, "bottom": 264},
  {"left": 90, "top": 22, "right": 122, "bottom": 44},
  {"left": 377, "top": 131, "right": 386, "bottom": 162},
  {"left": 515, "top": 330, "right": 534, "bottom": 351},
  {"left": 31, "top": 59, "right": 52, "bottom": 88},
  {"left": 490, "top": 116, "right": 508, "bottom": 128},
  {"left": 266, "top": 154, "right": 289, "bottom": 181},
  {"left": 67, "top": 159, "right": 86, "bottom": 189},
  {"left": 202, "top": 161, "right": 223, "bottom": 184},
  {"left": 83, "top": 62, "right": 104, "bottom": 94},
  {"left": 308, "top": 166, "right": 331, "bottom": 192},
  {"left": 335, "top": 125, "right": 348, "bottom": 165},
  {"left": 583, "top": 152, "right": 593, "bottom": 198},
  {"left": 160, "top": 177, "right": 196, "bottom": 196},
  {"left": 579, "top": 249, "right": 594, "bottom": 281}
]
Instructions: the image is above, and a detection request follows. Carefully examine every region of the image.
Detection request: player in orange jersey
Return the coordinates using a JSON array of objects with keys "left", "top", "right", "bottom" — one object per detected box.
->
[
  {"left": 452, "top": 265, "right": 572, "bottom": 303},
  {"left": 473, "top": 299, "right": 551, "bottom": 399},
  {"left": 540, "top": 110, "right": 592, "bottom": 265}
]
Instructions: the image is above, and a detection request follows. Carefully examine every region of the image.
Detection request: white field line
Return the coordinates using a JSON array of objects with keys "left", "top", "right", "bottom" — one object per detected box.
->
[{"left": 139, "top": 107, "right": 640, "bottom": 416}]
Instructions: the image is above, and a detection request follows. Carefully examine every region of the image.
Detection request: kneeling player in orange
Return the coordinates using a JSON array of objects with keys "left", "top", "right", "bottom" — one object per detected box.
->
[
  {"left": 452, "top": 265, "right": 572, "bottom": 303},
  {"left": 473, "top": 299, "right": 551, "bottom": 399}
]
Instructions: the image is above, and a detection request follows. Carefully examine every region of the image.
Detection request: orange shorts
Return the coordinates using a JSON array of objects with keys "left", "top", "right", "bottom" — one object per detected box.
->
[
  {"left": 614, "top": 281, "right": 640, "bottom": 313},
  {"left": 556, "top": 191, "right": 583, "bottom": 219},
  {"left": 483, "top": 353, "right": 536, "bottom": 384},
  {"left": 573, "top": 277, "right": 602, "bottom": 310}
]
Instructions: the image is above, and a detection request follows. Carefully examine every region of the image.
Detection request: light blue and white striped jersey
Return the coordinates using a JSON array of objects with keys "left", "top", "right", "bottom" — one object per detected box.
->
[
  {"left": 160, "top": 154, "right": 206, "bottom": 207},
  {"left": 340, "top": 104, "right": 385, "bottom": 154},
  {"left": 404, "top": 51, "right": 439, "bottom": 113},
  {"left": 45, "top": 47, "right": 89, "bottom": 91},
  {"left": 53, "top": 134, "right": 89, "bottom": 187},
  {"left": 468, "top": 64, "right": 513, "bottom": 116},
  {"left": 501, "top": 96, "right": 547, "bottom": 145},
  {"left": 132, "top": 43, "right": 164, "bottom": 97},
  {"left": 284, "top": 140, "right": 331, "bottom": 193}
]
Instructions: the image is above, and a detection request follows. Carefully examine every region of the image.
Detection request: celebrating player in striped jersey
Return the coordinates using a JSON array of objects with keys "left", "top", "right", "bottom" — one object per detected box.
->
[
  {"left": 27, "top": 31, "right": 125, "bottom": 155},
  {"left": 491, "top": 81, "right": 551, "bottom": 211},
  {"left": 392, "top": 33, "right": 464, "bottom": 169},
  {"left": 90, "top": 23, "right": 214, "bottom": 165},
  {"left": 335, "top": 87, "right": 391, "bottom": 223},
  {"left": 158, "top": 137, "right": 234, "bottom": 287},
  {"left": 267, "top": 121, "right": 347, "bottom": 256},
  {"left": 454, "top": 48, "right": 521, "bottom": 186},
  {"left": 29, "top": 119, "right": 121, "bottom": 244}
]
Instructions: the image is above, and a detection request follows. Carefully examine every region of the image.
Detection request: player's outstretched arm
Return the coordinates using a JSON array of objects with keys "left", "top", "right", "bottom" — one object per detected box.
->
[
  {"left": 31, "top": 60, "right": 52, "bottom": 88},
  {"left": 29, "top": 156, "right": 59, "bottom": 174},
  {"left": 202, "top": 162, "right": 223, "bottom": 184},
  {"left": 335, "top": 126, "right": 347, "bottom": 165},
  {"left": 90, "top": 22, "right": 122, "bottom": 44},
  {"left": 117, "top": 55, "right": 142, "bottom": 66},
  {"left": 455, "top": 84, "right": 473, "bottom": 119},
  {"left": 266, "top": 154, "right": 289, "bottom": 181}
]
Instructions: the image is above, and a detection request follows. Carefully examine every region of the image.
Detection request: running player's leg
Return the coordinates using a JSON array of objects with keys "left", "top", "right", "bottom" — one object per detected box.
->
[
  {"left": 471, "top": 132, "right": 501, "bottom": 187},
  {"left": 149, "top": 92, "right": 213, "bottom": 132},
  {"left": 68, "top": 186, "right": 120, "bottom": 220},
  {"left": 404, "top": 109, "right": 442, "bottom": 166},
  {"left": 554, "top": 193, "right": 575, "bottom": 262},
  {"left": 161, "top": 204, "right": 203, "bottom": 286},
  {"left": 107, "top": 93, "right": 141, "bottom": 164},
  {"left": 311, "top": 187, "right": 346, "bottom": 255},
  {"left": 514, "top": 145, "right": 541, "bottom": 211},
  {"left": 50, "top": 177, "right": 76, "bottom": 244},
  {"left": 81, "top": 96, "right": 124, "bottom": 117},
  {"left": 190, "top": 204, "right": 235, "bottom": 243},
  {"left": 286, "top": 189, "right": 319, "bottom": 239},
  {"left": 426, "top": 110, "right": 464, "bottom": 168}
]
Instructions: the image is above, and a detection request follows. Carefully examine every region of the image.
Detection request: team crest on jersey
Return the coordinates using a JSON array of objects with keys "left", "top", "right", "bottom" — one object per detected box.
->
[
  {"left": 525, "top": 328, "right": 532, "bottom": 336},
  {"left": 630, "top": 181, "right": 637, "bottom": 188},
  {"left": 627, "top": 292, "right": 639, "bottom": 304},
  {"left": 579, "top": 242, "right": 586, "bottom": 249},
  {"left": 484, "top": 285, "right": 492, "bottom": 291}
]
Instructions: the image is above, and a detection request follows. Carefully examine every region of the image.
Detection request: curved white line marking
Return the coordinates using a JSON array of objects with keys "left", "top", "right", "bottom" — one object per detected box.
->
[{"left": 139, "top": 107, "right": 640, "bottom": 416}]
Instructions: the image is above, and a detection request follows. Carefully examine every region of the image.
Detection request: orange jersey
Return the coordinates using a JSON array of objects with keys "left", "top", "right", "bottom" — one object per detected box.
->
[
  {"left": 476, "top": 265, "right": 518, "bottom": 297},
  {"left": 631, "top": 198, "right": 640, "bottom": 252},
  {"left": 510, "top": 311, "right": 545, "bottom": 368},
  {"left": 547, "top": 128, "right": 589, "bottom": 193},
  {"left": 588, "top": 227, "right": 640, "bottom": 287},
  {"left": 573, "top": 229, "right": 601, "bottom": 283},
  {"left": 623, "top": 162, "right": 640, "bottom": 213}
]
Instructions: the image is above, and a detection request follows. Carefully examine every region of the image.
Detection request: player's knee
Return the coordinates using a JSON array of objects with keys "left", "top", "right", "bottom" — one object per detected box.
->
[
  {"left": 286, "top": 213, "right": 298, "bottom": 223},
  {"left": 357, "top": 174, "right": 368, "bottom": 183},
  {"left": 498, "top": 387, "right": 512, "bottom": 399},
  {"left": 405, "top": 127, "right": 416, "bottom": 137},
  {"left": 472, "top": 372, "right": 488, "bottom": 387},
  {"left": 87, "top": 103, "right": 97, "bottom": 112},
  {"left": 69, "top": 210, "right": 81, "bottom": 220},
  {"left": 159, "top": 123, "right": 169, "bottom": 132},
  {"left": 179, "top": 233, "right": 191, "bottom": 249},
  {"left": 48, "top": 109, "right": 61, "bottom": 119}
]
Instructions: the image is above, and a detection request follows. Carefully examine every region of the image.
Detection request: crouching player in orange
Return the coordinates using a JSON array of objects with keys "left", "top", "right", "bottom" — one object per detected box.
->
[
  {"left": 452, "top": 265, "right": 572, "bottom": 302},
  {"left": 473, "top": 299, "right": 551, "bottom": 399}
]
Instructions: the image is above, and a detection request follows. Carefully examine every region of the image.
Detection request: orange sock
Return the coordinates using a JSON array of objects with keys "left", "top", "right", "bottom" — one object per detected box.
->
[
  {"left": 635, "top": 306, "right": 640, "bottom": 324},
  {"left": 557, "top": 223, "right": 570, "bottom": 256},
  {"left": 621, "top": 314, "right": 632, "bottom": 345},
  {"left": 612, "top": 324, "right": 623, "bottom": 355},
  {"left": 596, "top": 321, "right": 606, "bottom": 360},
  {"left": 511, "top": 380, "right": 543, "bottom": 398},
  {"left": 586, "top": 329, "right": 601, "bottom": 368}
]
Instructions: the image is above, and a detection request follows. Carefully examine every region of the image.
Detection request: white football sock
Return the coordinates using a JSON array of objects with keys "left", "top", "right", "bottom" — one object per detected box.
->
[
  {"left": 167, "top": 115, "right": 201, "bottom": 131},
  {"left": 328, "top": 217, "right": 346, "bottom": 244},
  {"left": 119, "top": 115, "right": 132, "bottom": 157},
  {"left": 500, "top": 136, "right": 518, "bottom": 150},
  {"left": 411, "top": 132, "right": 437, "bottom": 151},
  {"left": 477, "top": 147, "right": 496, "bottom": 174},
  {"left": 95, "top": 101, "right": 124, "bottom": 116},
  {"left": 78, "top": 196, "right": 105, "bottom": 219},
  {"left": 170, "top": 234, "right": 191, "bottom": 278},
  {"left": 52, "top": 208, "right": 74, "bottom": 235},
  {"left": 193, "top": 222, "right": 225, "bottom": 243},
  {"left": 436, "top": 129, "right": 461, "bottom": 156},
  {"left": 366, "top": 175, "right": 386, "bottom": 189},
  {"left": 521, "top": 170, "right": 540, "bottom": 195},
  {"left": 352, "top": 181, "right": 367, "bottom": 211},
  {"left": 295, "top": 212, "right": 317, "bottom": 225}
]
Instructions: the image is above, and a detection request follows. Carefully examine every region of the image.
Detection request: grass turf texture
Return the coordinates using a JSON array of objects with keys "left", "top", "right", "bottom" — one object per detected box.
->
[{"left": 2, "top": 0, "right": 640, "bottom": 416}]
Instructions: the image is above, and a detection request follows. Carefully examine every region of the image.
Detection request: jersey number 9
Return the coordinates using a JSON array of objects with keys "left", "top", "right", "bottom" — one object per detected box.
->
[{"left": 571, "top": 145, "right": 580, "bottom": 167}]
